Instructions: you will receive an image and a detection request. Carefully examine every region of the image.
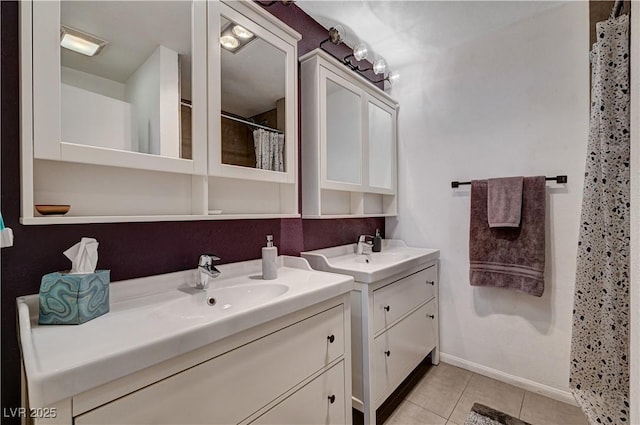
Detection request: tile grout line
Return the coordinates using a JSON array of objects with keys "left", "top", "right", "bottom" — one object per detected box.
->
[
  {"left": 517, "top": 390, "right": 526, "bottom": 419},
  {"left": 447, "top": 371, "right": 476, "bottom": 422}
]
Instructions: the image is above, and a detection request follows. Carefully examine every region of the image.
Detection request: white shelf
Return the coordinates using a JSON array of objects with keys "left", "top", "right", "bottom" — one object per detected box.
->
[
  {"left": 301, "top": 213, "right": 397, "bottom": 220},
  {"left": 21, "top": 213, "right": 301, "bottom": 226}
]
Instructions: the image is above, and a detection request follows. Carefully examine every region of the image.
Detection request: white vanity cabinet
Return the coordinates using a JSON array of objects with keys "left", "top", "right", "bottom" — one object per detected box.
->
[
  {"left": 352, "top": 261, "right": 439, "bottom": 425},
  {"left": 27, "top": 296, "right": 351, "bottom": 425},
  {"left": 300, "top": 49, "right": 398, "bottom": 219}
]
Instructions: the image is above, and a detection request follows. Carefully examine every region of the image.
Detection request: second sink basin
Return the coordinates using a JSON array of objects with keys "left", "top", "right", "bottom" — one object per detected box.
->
[{"left": 302, "top": 240, "right": 439, "bottom": 283}]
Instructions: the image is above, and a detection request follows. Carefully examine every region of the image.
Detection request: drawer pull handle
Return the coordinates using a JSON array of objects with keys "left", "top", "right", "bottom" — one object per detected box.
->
[
  {"left": 385, "top": 350, "right": 391, "bottom": 357},
  {"left": 384, "top": 305, "right": 390, "bottom": 312},
  {"left": 427, "top": 314, "right": 435, "bottom": 319},
  {"left": 327, "top": 334, "right": 335, "bottom": 343},
  {"left": 328, "top": 395, "right": 336, "bottom": 404},
  {"left": 426, "top": 280, "right": 435, "bottom": 285}
]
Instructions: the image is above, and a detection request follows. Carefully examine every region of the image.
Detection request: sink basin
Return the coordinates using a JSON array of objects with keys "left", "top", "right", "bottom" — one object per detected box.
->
[
  {"left": 161, "top": 283, "right": 289, "bottom": 319},
  {"left": 334, "top": 252, "right": 411, "bottom": 266},
  {"left": 302, "top": 240, "right": 439, "bottom": 283},
  {"left": 17, "top": 256, "right": 353, "bottom": 409}
]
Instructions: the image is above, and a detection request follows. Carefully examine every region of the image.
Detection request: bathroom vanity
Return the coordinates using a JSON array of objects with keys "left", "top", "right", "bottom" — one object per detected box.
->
[
  {"left": 302, "top": 241, "right": 440, "bottom": 425},
  {"left": 18, "top": 257, "right": 354, "bottom": 424}
]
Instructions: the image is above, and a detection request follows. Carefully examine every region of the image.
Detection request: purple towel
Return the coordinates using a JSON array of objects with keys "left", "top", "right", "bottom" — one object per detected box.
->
[
  {"left": 469, "top": 176, "right": 546, "bottom": 296},
  {"left": 487, "top": 176, "right": 523, "bottom": 227}
]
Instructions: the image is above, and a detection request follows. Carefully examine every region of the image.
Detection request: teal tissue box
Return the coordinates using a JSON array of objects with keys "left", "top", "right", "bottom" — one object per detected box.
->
[{"left": 39, "top": 270, "right": 110, "bottom": 325}]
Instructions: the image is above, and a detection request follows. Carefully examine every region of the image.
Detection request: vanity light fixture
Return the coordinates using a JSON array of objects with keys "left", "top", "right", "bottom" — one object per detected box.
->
[
  {"left": 60, "top": 26, "right": 108, "bottom": 57},
  {"left": 220, "top": 23, "right": 256, "bottom": 53},
  {"left": 319, "top": 26, "right": 398, "bottom": 89}
]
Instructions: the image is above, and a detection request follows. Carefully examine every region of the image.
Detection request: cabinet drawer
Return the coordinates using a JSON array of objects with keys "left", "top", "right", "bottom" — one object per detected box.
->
[
  {"left": 372, "top": 299, "right": 436, "bottom": 405},
  {"left": 250, "top": 361, "right": 346, "bottom": 425},
  {"left": 76, "top": 305, "right": 345, "bottom": 424},
  {"left": 373, "top": 266, "right": 436, "bottom": 333}
]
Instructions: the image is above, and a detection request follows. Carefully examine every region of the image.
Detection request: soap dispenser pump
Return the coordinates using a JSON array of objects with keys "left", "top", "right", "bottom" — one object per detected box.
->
[
  {"left": 262, "top": 235, "right": 278, "bottom": 280},
  {"left": 373, "top": 229, "right": 382, "bottom": 252}
]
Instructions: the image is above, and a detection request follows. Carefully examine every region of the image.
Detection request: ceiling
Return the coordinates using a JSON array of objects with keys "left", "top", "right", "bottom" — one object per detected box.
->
[{"left": 296, "top": 1, "right": 563, "bottom": 68}]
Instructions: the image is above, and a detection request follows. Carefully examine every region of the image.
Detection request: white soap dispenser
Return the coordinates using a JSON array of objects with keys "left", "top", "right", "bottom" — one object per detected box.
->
[{"left": 262, "top": 235, "right": 278, "bottom": 280}]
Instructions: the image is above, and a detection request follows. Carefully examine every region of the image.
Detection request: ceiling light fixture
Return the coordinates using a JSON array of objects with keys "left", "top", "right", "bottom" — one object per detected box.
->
[
  {"left": 60, "top": 25, "right": 108, "bottom": 57},
  {"left": 220, "top": 35, "right": 240, "bottom": 50}
]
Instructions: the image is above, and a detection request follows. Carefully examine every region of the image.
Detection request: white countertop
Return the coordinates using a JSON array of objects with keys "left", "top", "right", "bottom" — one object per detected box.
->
[{"left": 17, "top": 256, "right": 354, "bottom": 408}]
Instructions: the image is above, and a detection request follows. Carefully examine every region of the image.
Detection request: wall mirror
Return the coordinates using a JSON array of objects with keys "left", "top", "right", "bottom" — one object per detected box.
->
[
  {"left": 27, "top": 0, "right": 207, "bottom": 174},
  {"left": 209, "top": 2, "right": 298, "bottom": 184},
  {"left": 325, "top": 78, "right": 362, "bottom": 185},
  {"left": 220, "top": 15, "right": 286, "bottom": 171},
  {"left": 60, "top": 1, "right": 192, "bottom": 159},
  {"left": 367, "top": 99, "right": 395, "bottom": 192}
]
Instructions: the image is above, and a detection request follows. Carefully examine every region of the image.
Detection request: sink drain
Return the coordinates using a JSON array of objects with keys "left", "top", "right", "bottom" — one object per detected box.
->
[{"left": 207, "top": 297, "right": 216, "bottom": 306}]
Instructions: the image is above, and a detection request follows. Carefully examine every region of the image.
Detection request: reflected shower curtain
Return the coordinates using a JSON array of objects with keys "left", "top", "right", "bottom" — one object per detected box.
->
[
  {"left": 253, "top": 129, "right": 284, "bottom": 171},
  {"left": 570, "top": 13, "right": 630, "bottom": 425}
]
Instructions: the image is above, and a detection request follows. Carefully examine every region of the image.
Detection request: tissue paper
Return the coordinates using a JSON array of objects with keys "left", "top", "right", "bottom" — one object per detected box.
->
[
  {"left": 38, "top": 238, "right": 109, "bottom": 325},
  {"left": 64, "top": 237, "right": 98, "bottom": 274}
]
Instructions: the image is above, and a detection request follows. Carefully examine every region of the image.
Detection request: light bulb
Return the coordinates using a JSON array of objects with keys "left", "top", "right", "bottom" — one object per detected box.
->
[
  {"left": 353, "top": 43, "right": 368, "bottom": 61},
  {"left": 232, "top": 25, "right": 254, "bottom": 39},
  {"left": 387, "top": 71, "right": 400, "bottom": 85},
  {"left": 328, "top": 25, "right": 345, "bottom": 45},
  {"left": 220, "top": 35, "right": 239, "bottom": 49},
  {"left": 373, "top": 59, "right": 386, "bottom": 75}
]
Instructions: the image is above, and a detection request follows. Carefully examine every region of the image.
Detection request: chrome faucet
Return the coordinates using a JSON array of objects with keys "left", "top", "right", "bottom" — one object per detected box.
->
[
  {"left": 356, "top": 235, "right": 375, "bottom": 255},
  {"left": 197, "top": 254, "right": 221, "bottom": 289}
]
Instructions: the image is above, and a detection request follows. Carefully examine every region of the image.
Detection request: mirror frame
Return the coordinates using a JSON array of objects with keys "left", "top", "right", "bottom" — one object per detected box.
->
[
  {"left": 24, "top": 0, "right": 208, "bottom": 175},
  {"left": 208, "top": 1, "right": 299, "bottom": 184}
]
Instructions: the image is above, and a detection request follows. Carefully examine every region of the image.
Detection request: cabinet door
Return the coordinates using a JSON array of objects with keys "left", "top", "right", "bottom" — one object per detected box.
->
[
  {"left": 365, "top": 96, "right": 396, "bottom": 194},
  {"left": 372, "top": 300, "right": 436, "bottom": 405},
  {"left": 75, "top": 305, "right": 344, "bottom": 424},
  {"left": 27, "top": 0, "right": 207, "bottom": 175},
  {"left": 320, "top": 68, "right": 363, "bottom": 191},
  {"left": 209, "top": 1, "right": 298, "bottom": 184},
  {"left": 250, "top": 361, "right": 347, "bottom": 425}
]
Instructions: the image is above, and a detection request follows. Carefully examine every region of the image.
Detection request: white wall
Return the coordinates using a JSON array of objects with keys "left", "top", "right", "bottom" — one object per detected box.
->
[
  {"left": 61, "top": 66, "right": 126, "bottom": 100},
  {"left": 61, "top": 84, "right": 137, "bottom": 151},
  {"left": 387, "top": 2, "right": 589, "bottom": 401},
  {"left": 125, "top": 45, "right": 180, "bottom": 157}
]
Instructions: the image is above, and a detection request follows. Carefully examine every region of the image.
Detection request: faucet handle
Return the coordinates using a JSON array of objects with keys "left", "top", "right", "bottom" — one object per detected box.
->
[{"left": 199, "top": 254, "right": 220, "bottom": 267}]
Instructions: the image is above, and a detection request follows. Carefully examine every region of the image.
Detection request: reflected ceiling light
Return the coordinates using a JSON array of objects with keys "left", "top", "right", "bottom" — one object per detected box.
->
[
  {"left": 220, "top": 35, "right": 240, "bottom": 50},
  {"left": 60, "top": 26, "right": 108, "bottom": 57},
  {"left": 220, "top": 23, "right": 256, "bottom": 53},
  {"left": 232, "top": 25, "right": 254, "bottom": 39}
]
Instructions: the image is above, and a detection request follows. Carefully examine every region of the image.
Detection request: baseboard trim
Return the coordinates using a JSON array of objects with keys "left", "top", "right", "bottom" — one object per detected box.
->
[{"left": 440, "top": 353, "right": 578, "bottom": 406}]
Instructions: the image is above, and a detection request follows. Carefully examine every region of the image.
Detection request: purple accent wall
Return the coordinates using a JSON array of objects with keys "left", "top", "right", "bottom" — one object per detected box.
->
[{"left": 0, "top": 1, "right": 384, "bottom": 417}]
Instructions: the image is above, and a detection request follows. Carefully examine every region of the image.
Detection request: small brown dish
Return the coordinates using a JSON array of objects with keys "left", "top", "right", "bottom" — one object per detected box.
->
[{"left": 35, "top": 205, "right": 71, "bottom": 216}]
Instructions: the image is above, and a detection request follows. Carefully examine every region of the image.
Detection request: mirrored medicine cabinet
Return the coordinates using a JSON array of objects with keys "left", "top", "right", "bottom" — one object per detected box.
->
[
  {"left": 301, "top": 49, "right": 398, "bottom": 219},
  {"left": 20, "top": 0, "right": 300, "bottom": 224}
]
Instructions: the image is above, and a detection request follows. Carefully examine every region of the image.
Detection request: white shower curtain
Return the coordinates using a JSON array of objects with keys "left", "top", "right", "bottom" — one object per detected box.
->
[
  {"left": 253, "top": 129, "right": 284, "bottom": 172},
  {"left": 570, "top": 13, "right": 630, "bottom": 425}
]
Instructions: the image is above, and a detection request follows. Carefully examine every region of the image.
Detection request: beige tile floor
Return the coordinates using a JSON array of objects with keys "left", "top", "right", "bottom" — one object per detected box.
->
[{"left": 384, "top": 363, "right": 589, "bottom": 425}]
